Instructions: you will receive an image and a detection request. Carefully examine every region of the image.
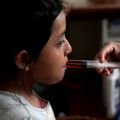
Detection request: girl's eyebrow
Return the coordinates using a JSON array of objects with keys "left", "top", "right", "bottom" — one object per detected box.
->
[
  {"left": 56, "top": 30, "right": 65, "bottom": 43},
  {"left": 59, "top": 29, "right": 66, "bottom": 38},
  {"left": 56, "top": 28, "right": 66, "bottom": 42}
]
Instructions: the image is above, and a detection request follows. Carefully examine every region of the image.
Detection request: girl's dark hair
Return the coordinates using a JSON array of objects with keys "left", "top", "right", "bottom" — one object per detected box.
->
[{"left": 0, "top": 0, "right": 63, "bottom": 81}]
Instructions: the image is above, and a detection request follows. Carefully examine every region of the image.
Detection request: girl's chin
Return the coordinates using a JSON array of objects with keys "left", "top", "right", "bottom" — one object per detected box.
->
[
  {"left": 52, "top": 75, "right": 64, "bottom": 84},
  {"left": 49, "top": 79, "right": 62, "bottom": 85},
  {"left": 48, "top": 69, "right": 66, "bottom": 84}
]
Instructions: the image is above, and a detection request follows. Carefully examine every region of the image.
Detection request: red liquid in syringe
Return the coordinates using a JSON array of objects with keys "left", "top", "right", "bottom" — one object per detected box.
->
[{"left": 66, "top": 60, "right": 120, "bottom": 69}]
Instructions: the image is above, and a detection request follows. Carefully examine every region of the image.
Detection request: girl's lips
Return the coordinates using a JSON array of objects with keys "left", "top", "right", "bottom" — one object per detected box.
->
[
  {"left": 65, "top": 63, "right": 68, "bottom": 68},
  {"left": 64, "top": 59, "right": 68, "bottom": 68},
  {"left": 65, "top": 65, "right": 67, "bottom": 69}
]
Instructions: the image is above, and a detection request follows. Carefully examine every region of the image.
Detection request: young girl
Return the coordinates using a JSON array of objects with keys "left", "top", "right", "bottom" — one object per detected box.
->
[{"left": 0, "top": 0, "right": 72, "bottom": 119}]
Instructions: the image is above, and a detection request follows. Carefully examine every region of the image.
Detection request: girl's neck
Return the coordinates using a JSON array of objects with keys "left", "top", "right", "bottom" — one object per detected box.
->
[
  {"left": 0, "top": 81, "right": 47, "bottom": 108},
  {"left": 0, "top": 79, "right": 33, "bottom": 95}
]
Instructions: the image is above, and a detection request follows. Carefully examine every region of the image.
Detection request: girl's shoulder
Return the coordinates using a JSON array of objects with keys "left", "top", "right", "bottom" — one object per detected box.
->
[
  {"left": 0, "top": 90, "right": 56, "bottom": 120},
  {"left": 0, "top": 90, "right": 30, "bottom": 119}
]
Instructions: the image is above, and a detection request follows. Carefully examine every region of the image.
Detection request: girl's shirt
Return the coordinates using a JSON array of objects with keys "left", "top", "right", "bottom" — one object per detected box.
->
[{"left": 0, "top": 91, "right": 56, "bottom": 120}]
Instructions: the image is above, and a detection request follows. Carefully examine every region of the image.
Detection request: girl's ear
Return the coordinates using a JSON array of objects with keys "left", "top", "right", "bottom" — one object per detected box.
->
[{"left": 15, "top": 50, "right": 31, "bottom": 70}]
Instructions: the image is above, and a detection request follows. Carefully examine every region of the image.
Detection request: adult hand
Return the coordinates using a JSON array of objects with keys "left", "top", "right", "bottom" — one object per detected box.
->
[{"left": 95, "top": 41, "right": 120, "bottom": 75}]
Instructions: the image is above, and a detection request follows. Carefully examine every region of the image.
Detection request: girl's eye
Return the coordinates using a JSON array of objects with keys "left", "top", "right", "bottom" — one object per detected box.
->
[{"left": 56, "top": 40, "right": 65, "bottom": 47}]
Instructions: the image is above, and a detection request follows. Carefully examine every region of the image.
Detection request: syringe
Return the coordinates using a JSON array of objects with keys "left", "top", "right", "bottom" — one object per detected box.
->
[{"left": 66, "top": 60, "right": 120, "bottom": 69}]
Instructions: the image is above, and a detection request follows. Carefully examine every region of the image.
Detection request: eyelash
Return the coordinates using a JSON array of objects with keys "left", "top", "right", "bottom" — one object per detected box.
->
[{"left": 56, "top": 40, "right": 65, "bottom": 47}]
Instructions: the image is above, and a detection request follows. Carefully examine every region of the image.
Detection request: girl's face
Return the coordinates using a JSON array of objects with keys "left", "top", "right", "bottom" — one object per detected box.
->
[{"left": 28, "top": 11, "right": 72, "bottom": 85}]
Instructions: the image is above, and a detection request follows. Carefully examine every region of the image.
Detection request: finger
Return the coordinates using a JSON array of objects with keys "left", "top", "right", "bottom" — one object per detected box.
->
[
  {"left": 95, "top": 67, "right": 103, "bottom": 74},
  {"left": 108, "top": 68, "right": 113, "bottom": 74},
  {"left": 102, "top": 68, "right": 111, "bottom": 76}
]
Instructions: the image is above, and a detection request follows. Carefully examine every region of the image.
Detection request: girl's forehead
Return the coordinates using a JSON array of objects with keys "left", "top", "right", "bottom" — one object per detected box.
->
[{"left": 51, "top": 11, "right": 66, "bottom": 32}]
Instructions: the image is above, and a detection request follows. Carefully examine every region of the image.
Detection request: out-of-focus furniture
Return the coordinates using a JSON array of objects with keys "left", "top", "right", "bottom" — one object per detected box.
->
[
  {"left": 65, "top": 0, "right": 120, "bottom": 20},
  {"left": 56, "top": 116, "right": 113, "bottom": 120}
]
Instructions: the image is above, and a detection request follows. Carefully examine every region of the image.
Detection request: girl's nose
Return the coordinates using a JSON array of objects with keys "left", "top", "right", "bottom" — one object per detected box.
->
[{"left": 64, "top": 39, "right": 72, "bottom": 56}]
